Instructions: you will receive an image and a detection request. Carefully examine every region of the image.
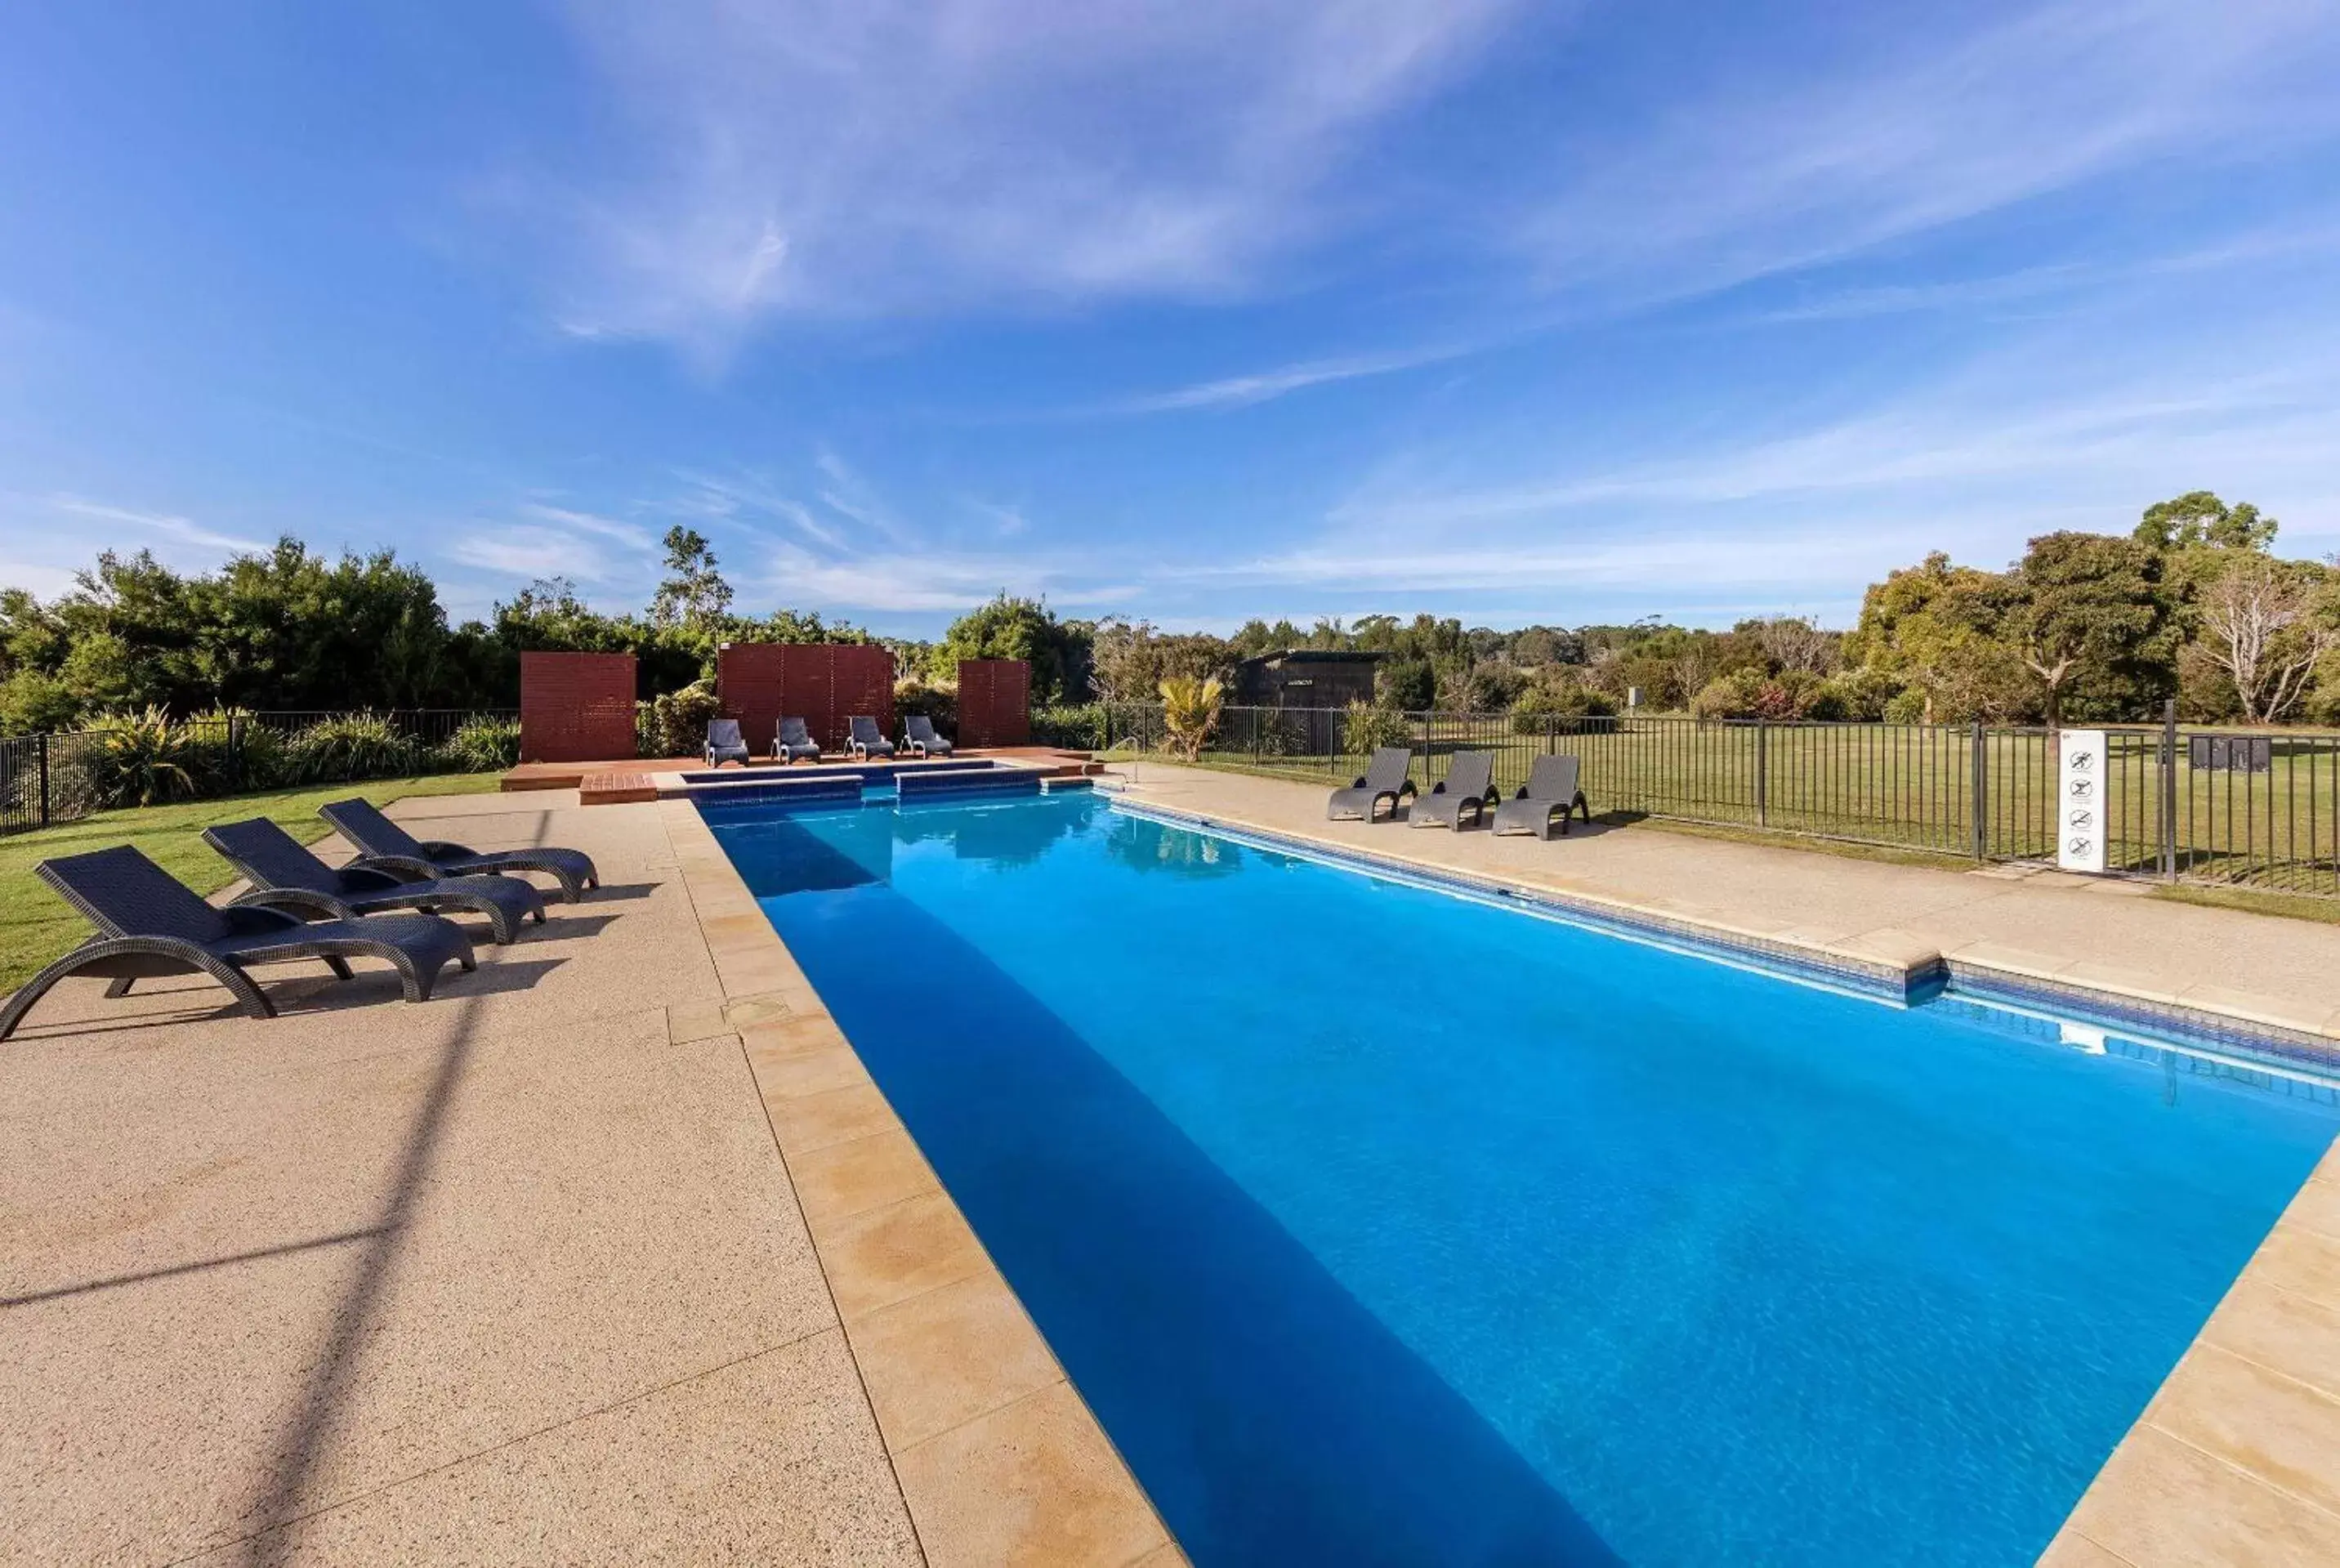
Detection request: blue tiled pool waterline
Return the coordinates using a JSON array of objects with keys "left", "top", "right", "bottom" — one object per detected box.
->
[{"left": 702, "top": 791, "right": 2340, "bottom": 1568}]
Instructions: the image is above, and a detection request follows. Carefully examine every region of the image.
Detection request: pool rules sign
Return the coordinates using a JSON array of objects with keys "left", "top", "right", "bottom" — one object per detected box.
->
[{"left": 2057, "top": 729, "right": 2108, "bottom": 873}]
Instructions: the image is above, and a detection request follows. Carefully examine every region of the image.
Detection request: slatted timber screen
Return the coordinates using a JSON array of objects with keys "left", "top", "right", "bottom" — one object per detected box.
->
[
  {"left": 956, "top": 659, "right": 1031, "bottom": 748},
  {"left": 717, "top": 642, "right": 895, "bottom": 754},
  {"left": 519, "top": 652, "right": 637, "bottom": 763}
]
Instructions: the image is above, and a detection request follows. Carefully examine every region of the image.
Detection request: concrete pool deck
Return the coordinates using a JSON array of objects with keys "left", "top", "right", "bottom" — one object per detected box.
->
[
  {"left": 0, "top": 789, "right": 1172, "bottom": 1566},
  {"left": 7, "top": 773, "right": 2340, "bottom": 1564}
]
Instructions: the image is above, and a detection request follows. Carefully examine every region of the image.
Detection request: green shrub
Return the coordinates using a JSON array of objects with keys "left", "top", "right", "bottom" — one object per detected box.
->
[
  {"left": 431, "top": 714, "right": 520, "bottom": 774},
  {"left": 0, "top": 669, "right": 82, "bottom": 736},
  {"left": 1883, "top": 688, "right": 1930, "bottom": 724},
  {"left": 895, "top": 677, "right": 958, "bottom": 731},
  {"left": 80, "top": 707, "right": 198, "bottom": 806},
  {"left": 637, "top": 679, "right": 719, "bottom": 757},
  {"left": 1341, "top": 699, "right": 1414, "bottom": 757},
  {"left": 1031, "top": 702, "right": 1108, "bottom": 749},
  {"left": 284, "top": 712, "right": 422, "bottom": 784},
  {"left": 173, "top": 708, "right": 252, "bottom": 794},
  {"left": 1509, "top": 680, "right": 1618, "bottom": 735},
  {"left": 1812, "top": 667, "right": 1902, "bottom": 722},
  {"left": 1690, "top": 669, "right": 1829, "bottom": 721}
]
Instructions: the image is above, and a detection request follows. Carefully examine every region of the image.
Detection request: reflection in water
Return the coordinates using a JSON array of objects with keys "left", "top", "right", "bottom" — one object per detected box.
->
[
  {"left": 896, "top": 793, "right": 1092, "bottom": 867},
  {"left": 1105, "top": 814, "right": 1244, "bottom": 878}
]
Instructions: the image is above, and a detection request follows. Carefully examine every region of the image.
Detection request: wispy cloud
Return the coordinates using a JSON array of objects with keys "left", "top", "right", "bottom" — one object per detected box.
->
[
  {"left": 47, "top": 495, "right": 270, "bottom": 555},
  {"left": 1515, "top": 0, "right": 2340, "bottom": 310},
  {"left": 1101, "top": 343, "right": 1472, "bottom": 413},
  {"left": 449, "top": 525, "right": 629, "bottom": 583},
  {"left": 751, "top": 543, "right": 1129, "bottom": 614},
  {"left": 518, "top": 503, "right": 660, "bottom": 552},
  {"left": 510, "top": 0, "right": 1525, "bottom": 351}
]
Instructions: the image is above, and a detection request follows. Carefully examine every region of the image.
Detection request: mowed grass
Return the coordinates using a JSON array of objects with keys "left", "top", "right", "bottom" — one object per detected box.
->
[{"left": 0, "top": 773, "right": 505, "bottom": 994}]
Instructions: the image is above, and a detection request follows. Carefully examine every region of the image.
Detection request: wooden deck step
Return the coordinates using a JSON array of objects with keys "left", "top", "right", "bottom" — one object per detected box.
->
[{"left": 580, "top": 771, "right": 658, "bottom": 806}]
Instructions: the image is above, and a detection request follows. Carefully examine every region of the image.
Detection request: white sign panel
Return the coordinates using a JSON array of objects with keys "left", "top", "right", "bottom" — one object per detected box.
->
[{"left": 2057, "top": 728, "right": 2108, "bottom": 873}]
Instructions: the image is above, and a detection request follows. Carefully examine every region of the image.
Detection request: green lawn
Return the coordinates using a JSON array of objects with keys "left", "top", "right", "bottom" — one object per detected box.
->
[{"left": 0, "top": 773, "right": 505, "bottom": 994}]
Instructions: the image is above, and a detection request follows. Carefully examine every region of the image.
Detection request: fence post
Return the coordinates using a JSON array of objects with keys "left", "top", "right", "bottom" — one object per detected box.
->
[
  {"left": 2159, "top": 699, "right": 2179, "bottom": 880},
  {"left": 1970, "top": 721, "right": 1987, "bottom": 860},
  {"left": 228, "top": 713, "right": 244, "bottom": 792},
  {"left": 38, "top": 732, "right": 51, "bottom": 829},
  {"left": 1754, "top": 717, "right": 1769, "bottom": 828}
]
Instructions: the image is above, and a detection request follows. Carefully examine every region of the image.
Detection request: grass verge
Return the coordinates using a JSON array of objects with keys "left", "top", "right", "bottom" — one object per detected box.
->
[
  {"left": 2146, "top": 882, "right": 2340, "bottom": 927},
  {"left": 0, "top": 773, "right": 504, "bottom": 994},
  {"left": 1609, "top": 814, "right": 1983, "bottom": 872}
]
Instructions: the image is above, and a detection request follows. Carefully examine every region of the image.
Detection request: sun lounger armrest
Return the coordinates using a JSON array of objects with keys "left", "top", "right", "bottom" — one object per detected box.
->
[
  {"left": 417, "top": 839, "right": 477, "bottom": 858},
  {"left": 351, "top": 851, "right": 440, "bottom": 881},
  {"left": 336, "top": 864, "right": 414, "bottom": 891},
  {"left": 230, "top": 886, "right": 357, "bottom": 921}
]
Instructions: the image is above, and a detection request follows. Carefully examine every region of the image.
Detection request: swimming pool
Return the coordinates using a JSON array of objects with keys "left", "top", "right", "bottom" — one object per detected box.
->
[{"left": 704, "top": 790, "right": 2340, "bottom": 1567}]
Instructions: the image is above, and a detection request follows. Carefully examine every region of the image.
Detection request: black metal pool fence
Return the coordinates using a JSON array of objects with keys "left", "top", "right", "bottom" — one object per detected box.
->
[
  {"left": 0, "top": 709, "right": 518, "bottom": 836},
  {"left": 1077, "top": 701, "right": 2340, "bottom": 897}
]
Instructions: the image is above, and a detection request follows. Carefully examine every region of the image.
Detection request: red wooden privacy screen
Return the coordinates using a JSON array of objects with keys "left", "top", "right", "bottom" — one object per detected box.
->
[
  {"left": 520, "top": 651, "right": 637, "bottom": 763},
  {"left": 717, "top": 643, "right": 895, "bottom": 754},
  {"left": 957, "top": 659, "right": 1031, "bottom": 748}
]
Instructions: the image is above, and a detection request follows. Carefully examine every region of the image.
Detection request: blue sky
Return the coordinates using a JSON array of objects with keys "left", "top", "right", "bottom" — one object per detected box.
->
[{"left": 2, "top": 0, "right": 2337, "bottom": 637}]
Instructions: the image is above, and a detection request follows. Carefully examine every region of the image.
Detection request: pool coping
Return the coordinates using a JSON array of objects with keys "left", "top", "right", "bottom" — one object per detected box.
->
[
  {"left": 654, "top": 796, "right": 1183, "bottom": 1568},
  {"left": 1101, "top": 789, "right": 2340, "bottom": 1568}
]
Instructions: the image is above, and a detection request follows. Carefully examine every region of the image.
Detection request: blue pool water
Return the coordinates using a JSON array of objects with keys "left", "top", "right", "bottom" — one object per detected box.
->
[{"left": 705, "top": 792, "right": 2340, "bottom": 1567}]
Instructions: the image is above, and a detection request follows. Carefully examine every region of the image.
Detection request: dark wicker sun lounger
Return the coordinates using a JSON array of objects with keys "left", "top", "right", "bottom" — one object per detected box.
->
[
  {"left": 1492, "top": 753, "right": 1592, "bottom": 840},
  {"left": 1409, "top": 750, "right": 1498, "bottom": 830},
  {"left": 704, "top": 718, "right": 752, "bottom": 768},
  {"left": 204, "top": 817, "right": 546, "bottom": 945},
  {"left": 319, "top": 797, "right": 599, "bottom": 903},
  {"left": 776, "top": 717, "right": 822, "bottom": 763},
  {"left": 847, "top": 716, "right": 895, "bottom": 761},
  {"left": 1327, "top": 746, "right": 1417, "bottom": 822},
  {"left": 904, "top": 715, "right": 953, "bottom": 757},
  {"left": 1, "top": 845, "right": 474, "bottom": 1040}
]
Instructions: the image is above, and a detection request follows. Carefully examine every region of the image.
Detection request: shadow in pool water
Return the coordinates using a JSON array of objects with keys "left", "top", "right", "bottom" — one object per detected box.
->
[{"left": 724, "top": 811, "right": 1621, "bottom": 1568}]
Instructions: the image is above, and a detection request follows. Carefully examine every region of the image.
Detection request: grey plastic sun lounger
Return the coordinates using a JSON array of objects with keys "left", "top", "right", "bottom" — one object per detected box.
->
[
  {"left": 776, "top": 716, "right": 822, "bottom": 763},
  {"left": 203, "top": 817, "right": 547, "bottom": 945},
  {"left": 904, "top": 715, "right": 953, "bottom": 757},
  {"left": 846, "top": 716, "right": 896, "bottom": 761},
  {"left": 1, "top": 845, "right": 474, "bottom": 1040},
  {"left": 1409, "top": 750, "right": 1498, "bottom": 830},
  {"left": 1492, "top": 753, "right": 1592, "bottom": 840},
  {"left": 1327, "top": 746, "right": 1417, "bottom": 822},
  {"left": 319, "top": 797, "right": 600, "bottom": 903},
  {"left": 704, "top": 718, "right": 752, "bottom": 768}
]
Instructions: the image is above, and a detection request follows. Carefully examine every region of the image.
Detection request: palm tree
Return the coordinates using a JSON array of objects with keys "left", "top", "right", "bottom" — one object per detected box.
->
[{"left": 1158, "top": 676, "right": 1222, "bottom": 761}]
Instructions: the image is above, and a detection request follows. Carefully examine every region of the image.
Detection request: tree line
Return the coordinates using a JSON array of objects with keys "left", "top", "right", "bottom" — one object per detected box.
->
[{"left": 4, "top": 489, "right": 2333, "bottom": 736}]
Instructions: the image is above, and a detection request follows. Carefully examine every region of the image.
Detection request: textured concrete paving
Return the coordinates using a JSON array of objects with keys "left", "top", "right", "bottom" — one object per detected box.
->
[
  {"left": 1111, "top": 764, "right": 2340, "bottom": 1038},
  {"left": 0, "top": 793, "right": 919, "bottom": 1566}
]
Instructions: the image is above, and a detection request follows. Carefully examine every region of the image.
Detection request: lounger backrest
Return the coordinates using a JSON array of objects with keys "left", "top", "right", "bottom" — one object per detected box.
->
[
  {"left": 907, "top": 716, "right": 939, "bottom": 743},
  {"left": 319, "top": 797, "right": 426, "bottom": 860},
  {"left": 37, "top": 846, "right": 231, "bottom": 944},
  {"left": 708, "top": 718, "right": 744, "bottom": 749},
  {"left": 203, "top": 818, "right": 341, "bottom": 896},
  {"left": 850, "top": 716, "right": 883, "bottom": 745},
  {"left": 1364, "top": 746, "right": 1412, "bottom": 793},
  {"left": 1443, "top": 750, "right": 1495, "bottom": 800},
  {"left": 779, "top": 717, "right": 813, "bottom": 746},
  {"left": 1526, "top": 752, "right": 1580, "bottom": 802}
]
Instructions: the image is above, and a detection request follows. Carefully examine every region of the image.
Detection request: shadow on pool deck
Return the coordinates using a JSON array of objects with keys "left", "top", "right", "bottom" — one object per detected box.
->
[{"left": 732, "top": 811, "right": 1622, "bottom": 1568}]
